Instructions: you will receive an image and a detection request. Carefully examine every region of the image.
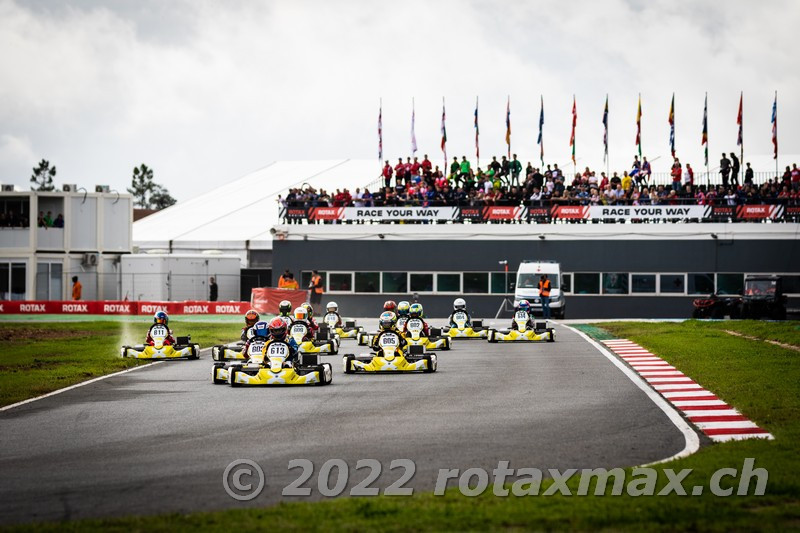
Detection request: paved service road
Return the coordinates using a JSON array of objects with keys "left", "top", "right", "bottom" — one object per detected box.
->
[{"left": 0, "top": 322, "right": 687, "bottom": 524}]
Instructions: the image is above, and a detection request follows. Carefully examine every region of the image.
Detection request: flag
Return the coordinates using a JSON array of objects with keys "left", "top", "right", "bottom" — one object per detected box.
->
[
  {"left": 411, "top": 98, "right": 417, "bottom": 155},
  {"left": 736, "top": 92, "right": 743, "bottom": 147},
  {"left": 771, "top": 92, "right": 777, "bottom": 160},
  {"left": 570, "top": 95, "right": 577, "bottom": 164},
  {"left": 668, "top": 93, "right": 675, "bottom": 157},
  {"left": 505, "top": 96, "right": 511, "bottom": 157},
  {"left": 536, "top": 96, "right": 544, "bottom": 166},
  {"left": 602, "top": 95, "right": 608, "bottom": 162},
  {"left": 378, "top": 100, "right": 382, "bottom": 161},
  {"left": 702, "top": 93, "right": 708, "bottom": 167},
  {"left": 441, "top": 98, "right": 447, "bottom": 164},
  {"left": 636, "top": 93, "right": 642, "bottom": 157},
  {"left": 474, "top": 97, "right": 479, "bottom": 161},
  {"left": 537, "top": 96, "right": 544, "bottom": 165}
]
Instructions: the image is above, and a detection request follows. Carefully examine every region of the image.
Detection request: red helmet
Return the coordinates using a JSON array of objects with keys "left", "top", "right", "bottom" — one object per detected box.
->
[
  {"left": 383, "top": 300, "right": 397, "bottom": 312},
  {"left": 269, "top": 317, "right": 288, "bottom": 340},
  {"left": 245, "top": 309, "right": 260, "bottom": 327}
]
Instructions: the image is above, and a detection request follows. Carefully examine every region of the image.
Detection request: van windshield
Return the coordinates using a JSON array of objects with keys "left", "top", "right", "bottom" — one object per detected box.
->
[{"left": 517, "top": 273, "right": 559, "bottom": 289}]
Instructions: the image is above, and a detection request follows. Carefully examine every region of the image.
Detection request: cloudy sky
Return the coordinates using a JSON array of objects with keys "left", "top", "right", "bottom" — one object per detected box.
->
[{"left": 1, "top": 0, "right": 798, "bottom": 201}]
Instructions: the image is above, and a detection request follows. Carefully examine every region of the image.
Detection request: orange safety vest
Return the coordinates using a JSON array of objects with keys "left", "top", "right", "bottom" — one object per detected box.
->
[
  {"left": 72, "top": 281, "right": 82, "bottom": 300},
  {"left": 311, "top": 275, "right": 324, "bottom": 294},
  {"left": 538, "top": 279, "right": 551, "bottom": 297}
]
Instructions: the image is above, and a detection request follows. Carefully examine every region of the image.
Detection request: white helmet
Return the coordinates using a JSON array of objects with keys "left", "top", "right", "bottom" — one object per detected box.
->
[
  {"left": 326, "top": 301, "right": 338, "bottom": 312},
  {"left": 453, "top": 298, "right": 467, "bottom": 311}
]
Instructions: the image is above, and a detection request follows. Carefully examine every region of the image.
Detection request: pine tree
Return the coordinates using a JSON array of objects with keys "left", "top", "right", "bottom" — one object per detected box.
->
[
  {"left": 30, "top": 159, "right": 56, "bottom": 191},
  {"left": 127, "top": 164, "right": 154, "bottom": 208}
]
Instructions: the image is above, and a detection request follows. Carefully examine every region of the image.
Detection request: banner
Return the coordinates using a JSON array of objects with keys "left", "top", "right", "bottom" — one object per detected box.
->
[
  {"left": 710, "top": 206, "right": 735, "bottom": 220},
  {"left": 459, "top": 206, "right": 483, "bottom": 221},
  {"left": 736, "top": 205, "right": 784, "bottom": 220},
  {"left": 483, "top": 206, "right": 525, "bottom": 220},
  {"left": 551, "top": 205, "right": 589, "bottom": 220},
  {"left": 0, "top": 301, "right": 250, "bottom": 315},
  {"left": 344, "top": 206, "right": 458, "bottom": 221},
  {"left": 282, "top": 207, "right": 308, "bottom": 220},
  {"left": 309, "top": 207, "right": 344, "bottom": 221},
  {"left": 588, "top": 205, "right": 710, "bottom": 220},
  {"left": 250, "top": 288, "right": 307, "bottom": 315},
  {"left": 527, "top": 206, "right": 550, "bottom": 220}
]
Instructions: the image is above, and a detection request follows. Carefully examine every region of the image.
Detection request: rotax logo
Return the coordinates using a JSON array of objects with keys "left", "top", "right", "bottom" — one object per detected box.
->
[{"left": 61, "top": 303, "right": 89, "bottom": 313}]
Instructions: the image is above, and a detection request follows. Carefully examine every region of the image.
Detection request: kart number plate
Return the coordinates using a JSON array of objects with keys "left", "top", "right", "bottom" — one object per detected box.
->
[
  {"left": 515, "top": 311, "right": 529, "bottom": 321},
  {"left": 249, "top": 342, "right": 265, "bottom": 356},
  {"left": 324, "top": 313, "right": 337, "bottom": 326},
  {"left": 379, "top": 335, "right": 399, "bottom": 347},
  {"left": 408, "top": 319, "right": 423, "bottom": 330},
  {"left": 292, "top": 325, "right": 307, "bottom": 335},
  {"left": 151, "top": 325, "right": 168, "bottom": 337},
  {"left": 454, "top": 312, "right": 467, "bottom": 322},
  {"left": 268, "top": 343, "right": 289, "bottom": 357}
]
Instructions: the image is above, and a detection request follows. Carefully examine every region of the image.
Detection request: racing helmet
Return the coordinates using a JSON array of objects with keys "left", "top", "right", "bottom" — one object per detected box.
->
[
  {"left": 518, "top": 300, "right": 530, "bottom": 311},
  {"left": 252, "top": 320, "right": 270, "bottom": 338},
  {"left": 268, "top": 317, "right": 288, "bottom": 341},
  {"left": 409, "top": 303, "right": 423, "bottom": 318},
  {"left": 153, "top": 311, "right": 168, "bottom": 325},
  {"left": 397, "top": 301, "right": 410, "bottom": 316},
  {"left": 294, "top": 306, "right": 308, "bottom": 321},
  {"left": 453, "top": 298, "right": 466, "bottom": 311},
  {"left": 244, "top": 309, "right": 260, "bottom": 327},
  {"left": 278, "top": 300, "right": 292, "bottom": 316},
  {"left": 301, "top": 302, "right": 314, "bottom": 318},
  {"left": 326, "top": 301, "right": 338, "bottom": 313},
  {"left": 379, "top": 311, "right": 397, "bottom": 330},
  {"left": 383, "top": 300, "right": 397, "bottom": 313}
]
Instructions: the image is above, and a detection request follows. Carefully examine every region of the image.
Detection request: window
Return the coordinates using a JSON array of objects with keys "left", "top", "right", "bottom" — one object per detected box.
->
[
  {"left": 631, "top": 274, "right": 656, "bottom": 293},
  {"left": 36, "top": 262, "right": 63, "bottom": 300},
  {"left": 717, "top": 273, "right": 743, "bottom": 295},
  {"left": 301, "top": 271, "right": 326, "bottom": 289},
  {"left": 688, "top": 273, "right": 715, "bottom": 295},
  {"left": 659, "top": 274, "right": 685, "bottom": 294},
  {"left": 602, "top": 273, "right": 629, "bottom": 294},
  {"left": 354, "top": 272, "right": 379, "bottom": 293},
  {"left": 491, "top": 272, "right": 514, "bottom": 294},
  {"left": 463, "top": 272, "right": 489, "bottom": 293},
  {"left": 382, "top": 272, "right": 407, "bottom": 293},
  {"left": 0, "top": 262, "right": 26, "bottom": 300},
  {"left": 328, "top": 273, "right": 352, "bottom": 292},
  {"left": 516, "top": 273, "right": 561, "bottom": 290},
  {"left": 561, "top": 273, "right": 572, "bottom": 293},
  {"left": 0, "top": 197, "right": 30, "bottom": 227},
  {"left": 410, "top": 273, "right": 434, "bottom": 292},
  {"left": 782, "top": 275, "right": 800, "bottom": 294},
  {"left": 437, "top": 273, "right": 460, "bottom": 292},
  {"left": 574, "top": 273, "right": 600, "bottom": 294}
]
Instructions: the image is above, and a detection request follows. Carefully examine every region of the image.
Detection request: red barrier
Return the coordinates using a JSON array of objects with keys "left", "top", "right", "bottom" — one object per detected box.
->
[
  {"left": 250, "top": 288, "right": 308, "bottom": 314},
  {"left": 0, "top": 300, "right": 251, "bottom": 315}
]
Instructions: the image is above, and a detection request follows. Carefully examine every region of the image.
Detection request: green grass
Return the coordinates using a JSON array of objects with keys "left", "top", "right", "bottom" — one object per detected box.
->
[
  {"left": 3, "top": 320, "right": 800, "bottom": 531},
  {"left": 0, "top": 318, "right": 255, "bottom": 407}
]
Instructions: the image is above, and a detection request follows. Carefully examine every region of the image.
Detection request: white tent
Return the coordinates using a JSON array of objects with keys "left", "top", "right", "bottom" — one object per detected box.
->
[{"left": 132, "top": 159, "right": 383, "bottom": 264}]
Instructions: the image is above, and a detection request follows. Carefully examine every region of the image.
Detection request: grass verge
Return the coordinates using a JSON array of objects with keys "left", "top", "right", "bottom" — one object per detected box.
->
[{"left": 3, "top": 320, "right": 800, "bottom": 531}]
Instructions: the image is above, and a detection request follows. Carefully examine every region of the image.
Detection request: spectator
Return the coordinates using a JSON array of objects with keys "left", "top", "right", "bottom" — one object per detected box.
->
[
  {"left": 209, "top": 276, "right": 218, "bottom": 301},
  {"left": 394, "top": 158, "right": 406, "bottom": 185},
  {"left": 744, "top": 162, "right": 754, "bottom": 186},
  {"left": 283, "top": 273, "right": 299, "bottom": 289},
  {"left": 670, "top": 157, "right": 682, "bottom": 192},
  {"left": 72, "top": 276, "right": 82, "bottom": 300},
  {"left": 54, "top": 213, "right": 64, "bottom": 228},
  {"left": 791, "top": 163, "right": 800, "bottom": 192},
  {"left": 730, "top": 153, "right": 740, "bottom": 187},
  {"left": 458, "top": 156, "right": 471, "bottom": 188},
  {"left": 278, "top": 269, "right": 292, "bottom": 288},
  {"left": 37, "top": 211, "right": 45, "bottom": 227},
  {"left": 382, "top": 160, "right": 393, "bottom": 188},
  {"left": 308, "top": 270, "right": 324, "bottom": 306},
  {"left": 510, "top": 154, "right": 522, "bottom": 186},
  {"left": 421, "top": 154, "right": 433, "bottom": 179},
  {"left": 684, "top": 163, "right": 694, "bottom": 188},
  {"left": 720, "top": 153, "right": 731, "bottom": 188},
  {"left": 641, "top": 157, "right": 652, "bottom": 184}
]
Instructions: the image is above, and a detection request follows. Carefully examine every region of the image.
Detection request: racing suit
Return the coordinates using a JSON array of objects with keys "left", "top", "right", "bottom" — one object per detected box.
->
[
  {"left": 240, "top": 326, "right": 254, "bottom": 342},
  {"left": 510, "top": 310, "right": 535, "bottom": 331},
  {"left": 448, "top": 311, "right": 473, "bottom": 328},
  {"left": 145, "top": 325, "right": 176, "bottom": 346},
  {"left": 241, "top": 334, "right": 270, "bottom": 359},
  {"left": 306, "top": 317, "right": 320, "bottom": 337},
  {"left": 370, "top": 328, "right": 408, "bottom": 355},
  {"left": 403, "top": 317, "right": 431, "bottom": 338},
  {"left": 323, "top": 312, "right": 343, "bottom": 328}
]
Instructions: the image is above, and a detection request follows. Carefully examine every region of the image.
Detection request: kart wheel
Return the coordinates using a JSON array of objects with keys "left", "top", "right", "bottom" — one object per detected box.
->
[
  {"left": 229, "top": 369, "right": 241, "bottom": 387},
  {"left": 547, "top": 329, "right": 555, "bottom": 343},
  {"left": 120, "top": 346, "right": 128, "bottom": 358},
  {"left": 329, "top": 343, "right": 338, "bottom": 355},
  {"left": 343, "top": 355, "right": 355, "bottom": 374},
  {"left": 423, "top": 354, "right": 437, "bottom": 373},
  {"left": 487, "top": 330, "right": 497, "bottom": 343},
  {"left": 444, "top": 337, "right": 452, "bottom": 350},
  {"left": 212, "top": 363, "right": 226, "bottom": 384},
  {"left": 188, "top": 345, "right": 199, "bottom": 360},
  {"left": 315, "top": 363, "right": 333, "bottom": 385},
  {"left": 212, "top": 346, "right": 221, "bottom": 361}
]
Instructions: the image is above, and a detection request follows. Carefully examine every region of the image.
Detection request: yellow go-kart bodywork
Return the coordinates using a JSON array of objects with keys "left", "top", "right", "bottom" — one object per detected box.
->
[
  {"left": 487, "top": 312, "right": 555, "bottom": 343},
  {"left": 402, "top": 318, "right": 451, "bottom": 351},
  {"left": 343, "top": 333, "right": 437, "bottom": 373},
  {"left": 289, "top": 321, "right": 339, "bottom": 354},
  {"left": 445, "top": 312, "right": 488, "bottom": 339},
  {"left": 211, "top": 342, "right": 245, "bottom": 361},
  {"left": 322, "top": 313, "right": 363, "bottom": 339},
  {"left": 121, "top": 326, "right": 199, "bottom": 360},
  {"left": 213, "top": 340, "right": 332, "bottom": 386}
]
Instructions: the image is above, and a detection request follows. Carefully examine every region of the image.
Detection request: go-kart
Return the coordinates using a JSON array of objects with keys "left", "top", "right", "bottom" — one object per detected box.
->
[
  {"left": 443, "top": 312, "right": 488, "bottom": 339},
  {"left": 343, "top": 332, "right": 436, "bottom": 373},
  {"left": 214, "top": 339, "right": 332, "bottom": 386},
  {"left": 402, "top": 318, "right": 451, "bottom": 351},
  {"left": 290, "top": 322, "right": 339, "bottom": 354},
  {"left": 211, "top": 334, "right": 247, "bottom": 361},
  {"left": 121, "top": 325, "right": 200, "bottom": 359},
  {"left": 487, "top": 311, "right": 555, "bottom": 342},
  {"left": 213, "top": 337, "right": 268, "bottom": 383},
  {"left": 322, "top": 312, "right": 364, "bottom": 339},
  {"left": 356, "top": 329, "right": 376, "bottom": 346}
]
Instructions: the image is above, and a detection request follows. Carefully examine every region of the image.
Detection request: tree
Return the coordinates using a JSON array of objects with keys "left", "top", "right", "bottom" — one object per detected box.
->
[
  {"left": 150, "top": 184, "right": 177, "bottom": 209},
  {"left": 30, "top": 159, "right": 56, "bottom": 191},
  {"left": 127, "top": 164, "right": 153, "bottom": 208}
]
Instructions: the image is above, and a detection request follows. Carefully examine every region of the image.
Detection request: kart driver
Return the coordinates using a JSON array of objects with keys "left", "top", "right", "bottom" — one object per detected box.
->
[
  {"left": 510, "top": 300, "right": 535, "bottom": 330},
  {"left": 277, "top": 300, "right": 293, "bottom": 328},
  {"left": 240, "top": 319, "right": 271, "bottom": 358},
  {"left": 264, "top": 317, "right": 300, "bottom": 367},
  {"left": 448, "top": 298, "right": 473, "bottom": 328},
  {"left": 301, "top": 303, "right": 320, "bottom": 336},
  {"left": 396, "top": 301, "right": 410, "bottom": 328},
  {"left": 146, "top": 311, "right": 176, "bottom": 346},
  {"left": 291, "top": 306, "right": 314, "bottom": 342},
  {"left": 241, "top": 309, "right": 260, "bottom": 341},
  {"left": 324, "top": 301, "right": 342, "bottom": 328},
  {"left": 383, "top": 300, "right": 397, "bottom": 315},
  {"left": 370, "top": 311, "right": 408, "bottom": 354},
  {"left": 403, "top": 303, "right": 431, "bottom": 338}
]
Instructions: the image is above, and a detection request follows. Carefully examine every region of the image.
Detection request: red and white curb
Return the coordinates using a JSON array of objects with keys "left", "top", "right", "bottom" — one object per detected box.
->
[{"left": 602, "top": 339, "right": 773, "bottom": 443}]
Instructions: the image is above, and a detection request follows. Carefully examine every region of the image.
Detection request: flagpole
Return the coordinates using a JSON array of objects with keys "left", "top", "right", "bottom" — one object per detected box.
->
[
  {"left": 774, "top": 90, "right": 779, "bottom": 180},
  {"left": 378, "top": 97, "right": 383, "bottom": 173},
  {"left": 740, "top": 91, "right": 744, "bottom": 183},
  {"left": 705, "top": 92, "right": 710, "bottom": 189}
]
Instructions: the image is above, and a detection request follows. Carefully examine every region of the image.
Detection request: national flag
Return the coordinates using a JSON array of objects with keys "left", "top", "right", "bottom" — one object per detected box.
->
[
  {"left": 411, "top": 98, "right": 417, "bottom": 155},
  {"left": 736, "top": 92, "right": 743, "bottom": 147},
  {"left": 537, "top": 95, "right": 544, "bottom": 165},
  {"left": 771, "top": 92, "right": 778, "bottom": 160},
  {"left": 602, "top": 95, "right": 609, "bottom": 162},
  {"left": 570, "top": 95, "right": 577, "bottom": 164},
  {"left": 378, "top": 100, "right": 382, "bottom": 161},
  {"left": 702, "top": 93, "right": 708, "bottom": 167},
  {"left": 474, "top": 97, "right": 479, "bottom": 160},
  {"left": 505, "top": 96, "right": 511, "bottom": 157},
  {"left": 636, "top": 94, "right": 642, "bottom": 157},
  {"left": 668, "top": 93, "right": 675, "bottom": 157},
  {"left": 441, "top": 98, "right": 447, "bottom": 163}
]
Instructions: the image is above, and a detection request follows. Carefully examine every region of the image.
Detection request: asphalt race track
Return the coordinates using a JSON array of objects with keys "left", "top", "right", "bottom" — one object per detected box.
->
[{"left": 0, "top": 322, "right": 687, "bottom": 525}]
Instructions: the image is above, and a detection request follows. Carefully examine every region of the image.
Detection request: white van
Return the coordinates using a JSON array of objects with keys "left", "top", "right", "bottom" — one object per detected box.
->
[{"left": 514, "top": 260, "right": 566, "bottom": 319}]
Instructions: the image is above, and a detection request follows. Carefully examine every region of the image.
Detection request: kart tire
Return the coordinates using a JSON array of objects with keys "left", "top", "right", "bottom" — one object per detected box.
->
[
  {"left": 343, "top": 355, "right": 355, "bottom": 374},
  {"left": 444, "top": 337, "right": 452, "bottom": 350},
  {"left": 212, "top": 363, "right": 226, "bottom": 384},
  {"left": 487, "top": 330, "right": 497, "bottom": 343},
  {"left": 188, "top": 345, "right": 200, "bottom": 360},
  {"left": 423, "top": 354, "right": 436, "bottom": 373},
  {"left": 329, "top": 343, "right": 338, "bottom": 355},
  {"left": 547, "top": 329, "right": 555, "bottom": 343},
  {"left": 315, "top": 363, "right": 333, "bottom": 385},
  {"left": 230, "top": 369, "right": 241, "bottom": 387},
  {"left": 120, "top": 346, "right": 129, "bottom": 358}
]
